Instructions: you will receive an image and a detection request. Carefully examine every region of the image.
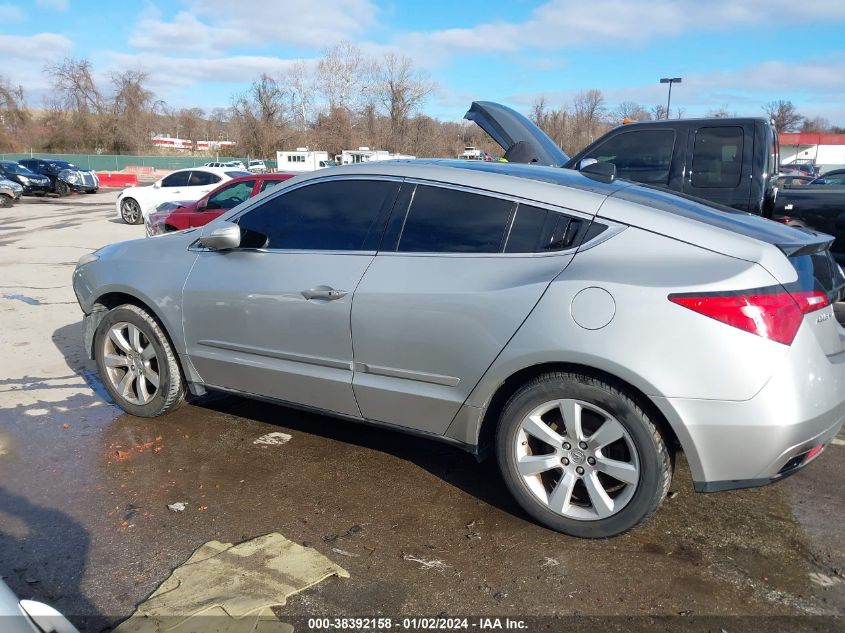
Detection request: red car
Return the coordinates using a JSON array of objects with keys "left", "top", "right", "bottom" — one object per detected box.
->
[{"left": 146, "top": 173, "right": 296, "bottom": 235}]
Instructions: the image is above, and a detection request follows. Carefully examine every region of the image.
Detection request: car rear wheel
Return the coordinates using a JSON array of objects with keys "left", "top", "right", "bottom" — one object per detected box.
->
[
  {"left": 496, "top": 372, "right": 672, "bottom": 538},
  {"left": 0, "top": 194, "right": 12, "bottom": 208},
  {"left": 120, "top": 198, "right": 143, "bottom": 224},
  {"left": 55, "top": 181, "right": 70, "bottom": 197},
  {"left": 94, "top": 304, "right": 185, "bottom": 417}
]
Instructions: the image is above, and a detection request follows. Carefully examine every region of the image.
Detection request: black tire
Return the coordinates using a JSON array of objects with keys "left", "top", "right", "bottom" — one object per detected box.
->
[
  {"left": 496, "top": 371, "right": 672, "bottom": 538},
  {"left": 55, "top": 181, "right": 70, "bottom": 197},
  {"left": 120, "top": 197, "right": 143, "bottom": 224},
  {"left": 94, "top": 304, "right": 185, "bottom": 417},
  {"left": 85, "top": 189, "right": 98, "bottom": 194},
  {"left": 0, "top": 194, "right": 12, "bottom": 208}
]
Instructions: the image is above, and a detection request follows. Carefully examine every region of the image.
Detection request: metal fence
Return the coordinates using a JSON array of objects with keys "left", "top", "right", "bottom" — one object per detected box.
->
[{"left": 0, "top": 153, "right": 278, "bottom": 171}]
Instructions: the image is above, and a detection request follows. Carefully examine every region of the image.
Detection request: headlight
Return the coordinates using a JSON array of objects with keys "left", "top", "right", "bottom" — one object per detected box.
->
[
  {"left": 60, "top": 170, "right": 80, "bottom": 184},
  {"left": 18, "top": 175, "right": 29, "bottom": 184},
  {"left": 76, "top": 252, "right": 100, "bottom": 267}
]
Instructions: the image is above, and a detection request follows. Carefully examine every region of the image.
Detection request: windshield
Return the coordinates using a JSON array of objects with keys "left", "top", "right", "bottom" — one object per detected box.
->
[
  {"left": 0, "top": 162, "right": 34, "bottom": 175},
  {"left": 52, "top": 161, "right": 77, "bottom": 170},
  {"left": 225, "top": 170, "right": 251, "bottom": 178}
]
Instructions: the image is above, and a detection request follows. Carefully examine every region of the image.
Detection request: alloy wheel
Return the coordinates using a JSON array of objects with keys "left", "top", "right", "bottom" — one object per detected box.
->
[
  {"left": 121, "top": 199, "right": 141, "bottom": 224},
  {"left": 101, "top": 321, "right": 160, "bottom": 405},
  {"left": 514, "top": 399, "right": 640, "bottom": 521}
]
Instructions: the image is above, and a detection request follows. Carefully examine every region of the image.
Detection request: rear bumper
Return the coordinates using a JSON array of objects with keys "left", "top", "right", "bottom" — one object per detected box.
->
[{"left": 653, "top": 321, "right": 845, "bottom": 489}]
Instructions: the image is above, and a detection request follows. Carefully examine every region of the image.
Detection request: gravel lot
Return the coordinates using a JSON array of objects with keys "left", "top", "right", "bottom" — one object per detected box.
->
[{"left": 1, "top": 192, "right": 843, "bottom": 631}]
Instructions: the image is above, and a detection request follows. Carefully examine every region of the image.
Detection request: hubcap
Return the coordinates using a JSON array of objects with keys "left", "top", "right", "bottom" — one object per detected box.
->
[
  {"left": 102, "top": 322, "right": 160, "bottom": 405},
  {"left": 122, "top": 200, "right": 140, "bottom": 223},
  {"left": 514, "top": 399, "right": 640, "bottom": 521}
]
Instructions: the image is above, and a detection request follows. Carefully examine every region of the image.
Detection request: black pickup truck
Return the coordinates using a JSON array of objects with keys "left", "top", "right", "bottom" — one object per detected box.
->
[{"left": 464, "top": 102, "right": 845, "bottom": 264}]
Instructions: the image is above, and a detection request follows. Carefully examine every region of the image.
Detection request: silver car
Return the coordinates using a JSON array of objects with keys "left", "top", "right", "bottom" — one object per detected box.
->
[{"left": 73, "top": 110, "right": 845, "bottom": 538}]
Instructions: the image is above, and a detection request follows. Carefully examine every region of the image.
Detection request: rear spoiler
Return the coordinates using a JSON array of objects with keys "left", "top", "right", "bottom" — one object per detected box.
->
[{"left": 776, "top": 229, "right": 835, "bottom": 258}]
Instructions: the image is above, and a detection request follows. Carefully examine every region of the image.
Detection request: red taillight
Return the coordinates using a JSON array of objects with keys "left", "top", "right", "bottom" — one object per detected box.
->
[
  {"left": 669, "top": 289, "right": 804, "bottom": 345},
  {"left": 804, "top": 444, "right": 825, "bottom": 463}
]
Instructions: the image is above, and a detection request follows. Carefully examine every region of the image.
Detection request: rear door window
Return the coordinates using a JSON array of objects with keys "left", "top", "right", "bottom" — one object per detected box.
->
[
  {"left": 691, "top": 126, "right": 744, "bottom": 188},
  {"left": 586, "top": 129, "right": 675, "bottom": 184},
  {"left": 188, "top": 171, "right": 220, "bottom": 186},
  {"left": 161, "top": 171, "right": 191, "bottom": 187},
  {"left": 397, "top": 185, "right": 514, "bottom": 253}
]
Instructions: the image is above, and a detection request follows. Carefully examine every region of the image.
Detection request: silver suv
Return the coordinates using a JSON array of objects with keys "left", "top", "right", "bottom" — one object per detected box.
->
[{"left": 73, "top": 110, "right": 845, "bottom": 538}]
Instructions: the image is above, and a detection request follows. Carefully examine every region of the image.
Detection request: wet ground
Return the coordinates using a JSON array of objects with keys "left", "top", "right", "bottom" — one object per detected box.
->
[{"left": 0, "top": 193, "right": 843, "bottom": 630}]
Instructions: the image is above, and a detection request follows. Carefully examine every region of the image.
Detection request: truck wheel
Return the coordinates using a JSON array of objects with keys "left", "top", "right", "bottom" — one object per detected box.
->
[
  {"left": 94, "top": 304, "right": 185, "bottom": 417},
  {"left": 55, "top": 181, "right": 70, "bottom": 196},
  {"left": 496, "top": 371, "right": 672, "bottom": 538}
]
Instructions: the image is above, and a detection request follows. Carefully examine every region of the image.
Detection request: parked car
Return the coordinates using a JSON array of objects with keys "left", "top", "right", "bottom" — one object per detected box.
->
[
  {"left": 18, "top": 158, "right": 98, "bottom": 196},
  {"left": 807, "top": 168, "right": 845, "bottom": 186},
  {"left": 74, "top": 159, "right": 845, "bottom": 538},
  {"left": 247, "top": 159, "right": 267, "bottom": 174},
  {"left": 0, "top": 160, "right": 52, "bottom": 195},
  {"left": 115, "top": 167, "right": 251, "bottom": 224},
  {"left": 0, "top": 577, "right": 79, "bottom": 633},
  {"left": 781, "top": 163, "right": 818, "bottom": 177},
  {"left": 146, "top": 173, "right": 295, "bottom": 235},
  {"left": 772, "top": 174, "right": 814, "bottom": 187},
  {"left": 224, "top": 160, "right": 246, "bottom": 170},
  {"left": 0, "top": 178, "right": 22, "bottom": 206}
]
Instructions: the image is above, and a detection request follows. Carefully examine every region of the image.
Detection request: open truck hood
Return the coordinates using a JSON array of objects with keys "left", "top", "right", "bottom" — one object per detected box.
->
[{"left": 464, "top": 101, "right": 570, "bottom": 167}]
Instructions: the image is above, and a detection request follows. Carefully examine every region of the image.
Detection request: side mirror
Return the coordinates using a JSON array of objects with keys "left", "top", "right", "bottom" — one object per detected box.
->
[
  {"left": 197, "top": 197, "right": 208, "bottom": 211},
  {"left": 580, "top": 161, "right": 617, "bottom": 184},
  {"left": 199, "top": 221, "right": 241, "bottom": 251},
  {"left": 578, "top": 158, "right": 598, "bottom": 171},
  {"left": 153, "top": 181, "right": 162, "bottom": 189}
]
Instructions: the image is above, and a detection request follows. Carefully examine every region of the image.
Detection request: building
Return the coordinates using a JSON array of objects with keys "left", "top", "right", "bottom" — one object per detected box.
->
[
  {"left": 276, "top": 148, "right": 333, "bottom": 172},
  {"left": 779, "top": 133, "right": 845, "bottom": 172},
  {"left": 151, "top": 135, "right": 193, "bottom": 151},
  {"left": 335, "top": 147, "right": 416, "bottom": 165}
]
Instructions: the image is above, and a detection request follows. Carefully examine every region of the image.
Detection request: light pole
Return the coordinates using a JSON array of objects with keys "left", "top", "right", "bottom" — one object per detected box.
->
[{"left": 659, "top": 77, "right": 682, "bottom": 119}]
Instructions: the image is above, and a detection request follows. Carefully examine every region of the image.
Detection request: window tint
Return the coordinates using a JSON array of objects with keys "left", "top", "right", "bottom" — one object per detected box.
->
[
  {"left": 161, "top": 171, "right": 191, "bottom": 187},
  {"left": 237, "top": 179, "right": 396, "bottom": 250},
  {"left": 398, "top": 185, "right": 513, "bottom": 253},
  {"left": 505, "top": 204, "right": 549, "bottom": 253},
  {"left": 188, "top": 171, "right": 220, "bottom": 186},
  {"left": 691, "top": 126, "right": 743, "bottom": 188},
  {"left": 587, "top": 129, "right": 675, "bottom": 184},
  {"left": 259, "top": 179, "right": 281, "bottom": 193},
  {"left": 207, "top": 180, "right": 254, "bottom": 210}
]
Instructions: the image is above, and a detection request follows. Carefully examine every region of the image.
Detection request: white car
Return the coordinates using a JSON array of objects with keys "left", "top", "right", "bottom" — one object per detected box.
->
[
  {"left": 115, "top": 167, "right": 249, "bottom": 225},
  {"left": 224, "top": 160, "right": 246, "bottom": 170},
  {"left": 247, "top": 160, "right": 267, "bottom": 173}
]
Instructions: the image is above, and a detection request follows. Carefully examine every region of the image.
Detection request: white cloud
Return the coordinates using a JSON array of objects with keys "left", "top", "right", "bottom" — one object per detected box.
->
[
  {"left": 129, "top": 0, "right": 378, "bottom": 53},
  {"left": 0, "top": 33, "right": 73, "bottom": 104},
  {"left": 35, "top": 0, "right": 69, "bottom": 10},
  {"left": 0, "top": 3, "right": 25, "bottom": 21}
]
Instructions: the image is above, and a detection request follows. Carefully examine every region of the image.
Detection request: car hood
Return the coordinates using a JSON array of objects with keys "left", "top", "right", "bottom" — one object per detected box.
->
[{"left": 464, "top": 101, "right": 570, "bottom": 167}]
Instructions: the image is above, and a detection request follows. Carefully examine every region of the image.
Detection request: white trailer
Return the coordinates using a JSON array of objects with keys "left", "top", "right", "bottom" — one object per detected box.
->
[
  {"left": 335, "top": 147, "right": 416, "bottom": 165},
  {"left": 458, "top": 146, "right": 483, "bottom": 160},
  {"left": 276, "top": 148, "right": 333, "bottom": 172}
]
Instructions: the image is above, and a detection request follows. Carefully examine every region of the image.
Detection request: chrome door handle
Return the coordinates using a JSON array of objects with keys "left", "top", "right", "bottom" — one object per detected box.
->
[{"left": 302, "top": 287, "right": 347, "bottom": 301}]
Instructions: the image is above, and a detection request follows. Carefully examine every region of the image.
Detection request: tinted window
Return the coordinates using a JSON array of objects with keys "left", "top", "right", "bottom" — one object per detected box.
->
[
  {"left": 237, "top": 179, "right": 396, "bottom": 250},
  {"left": 259, "top": 179, "right": 281, "bottom": 193},
  {"left": 225, "top": 170, "right": 252, "bottom": 178},
  {"left": 587, "top": 129, "right": 675, "bottom": 184},
  {"left": 398, "top": 185, "right": 513, "bottom": 253},
  {"left": 691, "top": 126, "right": 743, "bottom": 188},
  {"left": 188, "top": 171, "right": 220, "bottom": 186},
  {"left": 162, "top": 171, "right": 191, "bottom": 187},
  {"left": 207, "top": 180, "right": 254, "bottom": 210},
  {"left": 505, "top": 204, "right": 549, "bottom": 253}
]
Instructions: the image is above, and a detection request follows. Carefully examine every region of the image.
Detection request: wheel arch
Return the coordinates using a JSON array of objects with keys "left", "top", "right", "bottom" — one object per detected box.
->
[{"left": 467, "top": 361, "right": 694, "bottom": 477}]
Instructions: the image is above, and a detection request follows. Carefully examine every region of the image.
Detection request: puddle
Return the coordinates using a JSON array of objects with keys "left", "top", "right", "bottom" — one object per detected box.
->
[{"left": 3, "top": 293, "right": 40, "bottom": 305}]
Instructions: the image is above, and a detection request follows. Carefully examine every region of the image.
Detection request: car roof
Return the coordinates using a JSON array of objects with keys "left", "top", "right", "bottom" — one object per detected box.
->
[{"left": 287, "top": 159, "right": 632, "bottom": 215}]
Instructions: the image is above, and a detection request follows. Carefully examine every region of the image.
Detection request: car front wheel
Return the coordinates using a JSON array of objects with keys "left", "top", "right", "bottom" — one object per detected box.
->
[
  {"left": 0, "top": 194, "right": 12, "bottom": 208},
  {"left": 94, "top": 304, "right": 185, "bottom": 417},
  {"left": 55, "top": 181, "right": 70, "bottom": 196},
  {"left": 496, "top": 372, "right": 672, "bottom": 538},
  {"left": 120, "top": 198, "right": 143, "bottom": 224}
]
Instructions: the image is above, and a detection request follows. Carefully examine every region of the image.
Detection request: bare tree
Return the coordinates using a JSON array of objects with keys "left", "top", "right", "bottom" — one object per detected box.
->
[
  {"left": 283, "top": 60, "right": 314, "bottom": 132},
  {"left": 0, "top": 76, "right": 31, "bottom": 149},
  {"left": 800, "top": 116, "right": 830, "bottom": 133},
  {"left": 613, "top": 101, "right": 651, "bottom": 123},
  {"left": 374, "top": 53, "right": 435, "bottom": 152},
  {"left": 44, "top": 57, "right": 103, "bottom": 115},
  {"left": 109, "top": 69, "right": 155, "bottom": 151},
  {"left": 570, "top": 89, "right": 607, "bottom": 150},
  {"left": 763, "top": 100, "right": 803, "bottom": 132},
  {"left": 231, "top": 74, "right": 290, "bottom": 157},
  {"left": 316, "top": 41, "right": 371, "bottom": 112},
  {"left": 705, "top": 105, "right": 735, "bottom": 118}
]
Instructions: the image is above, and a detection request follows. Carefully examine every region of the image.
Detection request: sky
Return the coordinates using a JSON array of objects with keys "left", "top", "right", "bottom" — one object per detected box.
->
[{"left": 2, "top": 0, "right": 845, "bottom": 124}]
